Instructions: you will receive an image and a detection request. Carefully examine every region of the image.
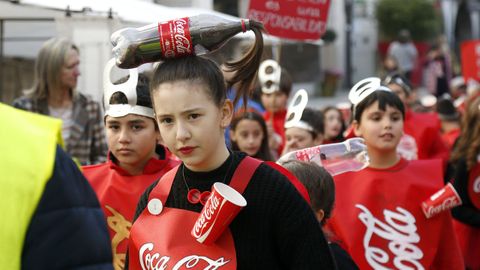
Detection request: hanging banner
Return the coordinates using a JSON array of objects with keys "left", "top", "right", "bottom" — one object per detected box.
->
[
  {"left": 460, "top": 40, "right": 480, "bottom": 82},
  {"left": 246, "top": 0, "right": 331, "bottom": 41}
]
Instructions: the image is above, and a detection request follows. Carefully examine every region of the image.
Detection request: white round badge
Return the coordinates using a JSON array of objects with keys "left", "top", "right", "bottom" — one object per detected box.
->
[{"left": 147, "top": 198, "right": 163, "bottom": 215}]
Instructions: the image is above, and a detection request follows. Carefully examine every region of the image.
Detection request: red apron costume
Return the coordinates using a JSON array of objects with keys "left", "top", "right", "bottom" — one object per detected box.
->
[
  {"left": 327, "top": 158, "right": 464, "bottom": 269},
  {"left": 83, "top": 152, "right": 179, "bottom": 270},
  {"left": 453, "top": 162, "right": 480, "bottom": 269},
  {"left": 263, "top": 109, "right": 287, "bottom": 155},
  {"left": 128, "top": 157, "right": 261, "bottom": 270},
  {"left": 403, "top": 110, "right": 449, "bottom": 162}
]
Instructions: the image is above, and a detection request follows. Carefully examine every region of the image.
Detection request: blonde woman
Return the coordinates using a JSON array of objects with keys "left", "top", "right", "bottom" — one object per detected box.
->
[{"left": 13, "top": 37, "right": 107, "bottom": 165}]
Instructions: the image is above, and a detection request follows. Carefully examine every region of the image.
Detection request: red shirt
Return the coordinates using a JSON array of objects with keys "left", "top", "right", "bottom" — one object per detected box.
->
[
  {"left": 263, "top": 109, "right": 287, "bottom": 155},
  {"left": 82, "top": 149, "right": 179, "bottom": 269},
  {"left": 327, "top": 158, "right": 464, "bottom": 269}
]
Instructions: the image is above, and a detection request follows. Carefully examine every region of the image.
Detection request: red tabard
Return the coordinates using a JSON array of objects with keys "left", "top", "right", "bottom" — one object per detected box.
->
[
  {"left": 83, "top": 155, "right": 179, "bottom": 270},
  {"left": 327, "top": 158, "right": 464, "bottom": 270},
  {"left": 453, "top": 162, "right": 480, "bottom": 269},
  {"left": 128, "top": 157, "right": 261, "bottom": 270},
  {"left": 403, "top": 110, "right": 449, "bottom": 162}
]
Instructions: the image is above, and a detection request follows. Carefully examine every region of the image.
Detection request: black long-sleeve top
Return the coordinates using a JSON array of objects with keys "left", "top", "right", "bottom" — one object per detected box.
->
[
  {"left": 128, "top": 152, "right": 336, "bottom": 269},
  {"left": 447, "top": 158, "right": 480, "bottom": 227}
]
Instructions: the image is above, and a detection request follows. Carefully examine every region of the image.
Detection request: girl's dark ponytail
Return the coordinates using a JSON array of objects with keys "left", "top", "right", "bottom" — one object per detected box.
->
[{"left": 223, "top": 20, "right": 265, "bottom": 108}]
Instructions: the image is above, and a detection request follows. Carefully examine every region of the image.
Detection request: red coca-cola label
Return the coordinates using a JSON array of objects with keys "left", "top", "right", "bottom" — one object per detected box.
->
[
  {"left": 158, "top": 17, "right": 193, "bottom": 59},
  {"left": 192, "top": 193, "right": 223, "bottom": 239},
  {"left": 421, "top": 183, "right": 462, "bottom": 218},
  {"left": 295, "top": 146, "right": 320, "bottom": 161},
  {"left": 422, "top": 197, "right": 461, "bottom": 218}
]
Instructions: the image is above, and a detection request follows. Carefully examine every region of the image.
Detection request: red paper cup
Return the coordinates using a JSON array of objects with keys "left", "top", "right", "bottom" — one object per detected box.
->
[
  {"left": 191, "top": 182, "right": 247, "bottom": 245},
  {"left": 421, "top": 183, "right": 462, "bottom": 219}
]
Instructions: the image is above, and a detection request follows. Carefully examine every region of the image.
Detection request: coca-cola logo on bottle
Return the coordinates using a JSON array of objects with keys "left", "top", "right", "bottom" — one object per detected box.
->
[
  {"left": 192, "top": 194, "right": 222, "bottom": 238},
  {"left": 159, "top": 17, "right": 193, "bottom": 59},
  {"left": 295, "top": 146, "right": 320, "bottom": 161},
  {"left": 172, "top": 18, "right": 192, "bottom": 55},
  {"left": 139, "top": 242, "right": 230, "bottom": 270}
]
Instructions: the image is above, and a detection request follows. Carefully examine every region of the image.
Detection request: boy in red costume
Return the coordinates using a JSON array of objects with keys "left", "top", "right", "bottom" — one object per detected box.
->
[
  {"left": 327, "top": 77, "right": 464, "bottom": 269},
  {"left": 82, "top": 59, "right": 179, "bottom": 270}
]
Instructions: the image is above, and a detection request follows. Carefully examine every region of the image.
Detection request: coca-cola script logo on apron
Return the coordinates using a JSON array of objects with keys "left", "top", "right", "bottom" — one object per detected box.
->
[
  {"left": 356, "top": 204, "right": 425, "bottom": 270},
  {"left": 158, "top": 17, "right": 193, "bottom": 59},
  {"left": 139, "top": 242, "right": 230, "bottom": 270}
]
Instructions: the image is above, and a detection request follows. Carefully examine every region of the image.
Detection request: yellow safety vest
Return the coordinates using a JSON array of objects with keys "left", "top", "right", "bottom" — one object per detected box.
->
[{"left": 0, "top": 103, "right": 63, "bottom": 269}]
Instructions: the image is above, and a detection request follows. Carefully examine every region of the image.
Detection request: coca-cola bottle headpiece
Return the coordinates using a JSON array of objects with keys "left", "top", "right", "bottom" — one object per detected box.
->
[
  {"left": 110, "top": 14, "right": 265, "bottom": 111},
  {"left": 110, "top": 14, "right": 261, "bottom": 69}
]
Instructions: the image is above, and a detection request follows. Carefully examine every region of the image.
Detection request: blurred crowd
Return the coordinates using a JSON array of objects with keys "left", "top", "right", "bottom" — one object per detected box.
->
[{"left": 2, "top": 24, "right": 480, "bottom": 270}]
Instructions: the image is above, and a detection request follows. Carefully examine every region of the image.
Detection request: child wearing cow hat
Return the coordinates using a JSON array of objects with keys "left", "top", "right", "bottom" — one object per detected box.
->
[{"left": 326, "top": 77, "right": 464, "bottom": 269}]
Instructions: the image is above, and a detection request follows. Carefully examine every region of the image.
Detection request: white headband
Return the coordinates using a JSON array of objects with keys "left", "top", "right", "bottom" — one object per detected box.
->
[
  {"left": 103, "top": 58, "right": 154, "bottom": 119},
  {"left": 286, "top": 120, "right": 314, "bottom": 132},
  {"left": 284, "top": 89, "right": 313, "bottom": 131},
  {"left": 258, "top": 59, "right": 282, "bottom": 94},
  {"left": 348, "top": 77, "right": 391, "bottom": 106}
]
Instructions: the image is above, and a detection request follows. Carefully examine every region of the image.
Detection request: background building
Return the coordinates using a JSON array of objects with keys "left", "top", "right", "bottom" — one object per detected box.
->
[{"left": 2, "top": 0, "right": 479, "bottom": 105}]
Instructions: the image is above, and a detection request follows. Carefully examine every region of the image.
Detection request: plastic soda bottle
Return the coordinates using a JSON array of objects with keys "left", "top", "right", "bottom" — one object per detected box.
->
[
  {"left": 277, "top": 138, "right": 370, "bottom": 176},
  {"left": 111, "top": 14, "right": 256, "bottom": 68}
]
